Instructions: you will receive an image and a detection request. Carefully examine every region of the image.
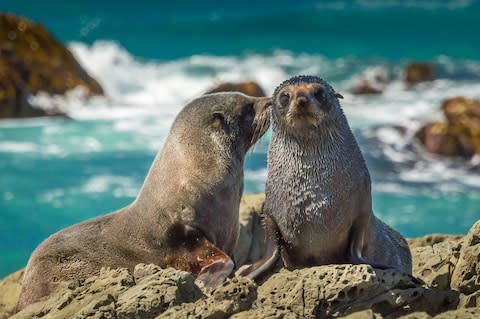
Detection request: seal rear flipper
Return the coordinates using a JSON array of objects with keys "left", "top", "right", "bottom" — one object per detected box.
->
[{"left": 197, "top": 255, "right": 234, "bottom": 292}]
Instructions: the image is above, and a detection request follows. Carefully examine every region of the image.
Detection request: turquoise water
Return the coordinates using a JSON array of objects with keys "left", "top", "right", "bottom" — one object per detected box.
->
[{"left": 1, "top": 0, "right": 480, "bottom": 277}]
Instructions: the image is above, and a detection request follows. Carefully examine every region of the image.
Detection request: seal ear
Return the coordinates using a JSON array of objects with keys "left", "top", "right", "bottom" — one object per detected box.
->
[
  {"left": 211, "top": 112, "right": 230, "bottom": 132},
  {"left": 335, "top": 92, "right": 344, "bottom": 99}
]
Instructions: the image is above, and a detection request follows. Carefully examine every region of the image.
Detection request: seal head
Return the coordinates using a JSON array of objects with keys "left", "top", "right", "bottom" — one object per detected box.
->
[{"left": 272, "top": 75, "right": 344, "bottom": 136}]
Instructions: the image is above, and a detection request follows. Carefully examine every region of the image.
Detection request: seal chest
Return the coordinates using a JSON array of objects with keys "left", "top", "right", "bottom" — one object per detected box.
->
[{"left": 238, "top": 75, "right": 412, "bottom": 279}]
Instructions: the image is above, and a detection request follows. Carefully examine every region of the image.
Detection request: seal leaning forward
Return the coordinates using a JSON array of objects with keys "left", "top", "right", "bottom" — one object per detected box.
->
[
  {"left": 16, "top": 92, "right": 271, "bottom": 311},
  {"left": 238, "top": 75, "right": 411, "bottom": 279}
]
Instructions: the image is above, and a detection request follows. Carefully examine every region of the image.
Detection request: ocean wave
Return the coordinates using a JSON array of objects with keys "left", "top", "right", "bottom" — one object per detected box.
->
[
  {"left": 81, "top": 175, "right": 139, "bottom": 197},
  {"left": 353, "top": 0, "right": 474, "bottom": 10},
  {"left": 65, "top": 41, "right": 480, "bottom": 124},
  {"left": 4, "top": 40, "right": 480, "bottom": 199}
]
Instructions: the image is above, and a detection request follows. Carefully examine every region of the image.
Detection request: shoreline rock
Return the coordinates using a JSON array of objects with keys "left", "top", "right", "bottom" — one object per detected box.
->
[
  {"left": 2, "top": 194, "right": 480, "bottom": 318},
  {"left": 0, "top": 13, "right": 104, "bottom": 119},
  {"left": 415, "top": 97, "right": 480, "bottom": 158},
  {"left": 404, "top": 62, "right": 435, "bottom": 86},
  {"left": 205, "top": 81, "right": 267, "bottom": 97}
]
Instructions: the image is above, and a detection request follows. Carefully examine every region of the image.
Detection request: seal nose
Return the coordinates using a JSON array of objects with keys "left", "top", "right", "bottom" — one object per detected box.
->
[{"left": 296, "top": 95, "right": 308, "bottom": 109}]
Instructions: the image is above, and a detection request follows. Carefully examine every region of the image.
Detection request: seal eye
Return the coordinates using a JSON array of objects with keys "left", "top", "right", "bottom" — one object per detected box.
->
[
  {"left": 278, "top": 92, "right": 290, "bottom": 108},
  {"left": 313, "top": 88, "right": 327, "bottom": 105}
]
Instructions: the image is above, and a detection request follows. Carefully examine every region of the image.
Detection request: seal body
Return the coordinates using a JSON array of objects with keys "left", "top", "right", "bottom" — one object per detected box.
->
[
  {"left": 238, "top": 75, "right": 411, "bottom": 279},
  {"left": 16, "top": 93, "right": 271, "bottom": 311}
]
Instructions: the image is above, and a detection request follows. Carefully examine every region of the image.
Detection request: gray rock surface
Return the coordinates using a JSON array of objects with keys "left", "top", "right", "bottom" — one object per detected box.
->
[
  {"left": 411, "top": 240, "right": 462, "bottom": 290},
  {"left": 0, "top": 269, "right": 23, "bottom": 319},
  {"left": 234, "top": 193, "right": 265, "bottom": 267},
  {"left": 256, "top": 265, "right": 457, "bottom": 318},
  {"left": 408, "top": 234, "right": 463, "bottom": 249},
  {"left": 3, "top": 195, "right": 480, "bottom": 319},
  {"left": 11, "top": 264, "right": 203, "bottom": 319}
]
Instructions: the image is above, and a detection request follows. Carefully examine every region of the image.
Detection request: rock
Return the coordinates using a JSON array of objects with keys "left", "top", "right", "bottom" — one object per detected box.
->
[
  {"left": 205, "top": 81, "right": 266, "bottom": 97},
  {"left": 433, "top": 307, "right": 480, "bottom": 318},
  {"left": 415, "top": 122, "right": 476, "bottom": 158},
  {"left": 339, "top": 309, "right": 383, "bottom": 318},
  {"left": 230, "top": 307, "right": 298, "bottom": 319},
  {"left": 0, "top": 269, "right": 24, "bottom": 319},
  {"left": 415, "top": 97, "right": 480, "bottom": 158},
  {"left": 11, "top": 264, "right": 202, "bottom": 319},
  {"left": 0, "top": 13, "right": 103, "bottom": 119},
  {"left": 116, "top": 264, "right": 204, "bottom": 318},
  {"left": 7, "top": 194, "right": 480, "bottom": 319},
  {"left": 399, "top": 312, "right": 432, "bottom": 319},
  {"left": 256, "top": 265, "right": 458, "bottom": 318},
  {"left": 350, "top": 67, "right": 389, "bottom": 95},
  {"left": 350, "top": 80, "right": 384, "bottom": 95},
  {"left": 451, "top": 221, "right": 480, "bottom": 296},
  {"left": 1, "top": 263, "right": 465, "bottom": 318},
  {"left": 442, "top": 97, "right": 480, "bottom": 124},
  {"left": 405, "top": 62, "right": 434, "bottom": 85},
  {"left": 11, "top": 267, "right": 134, "bottom": 319},
  {"left": 158, "top": 276, "right": 256, "bottom": 318},
  {"left": 408, "top": 234, "right": 463, "bottom": 249},
  {"left": 411, "top": 240, "right": 462, "bottom": 290},
  {"left": 234, "top": 193, "right": 265, "bottom": 267}
]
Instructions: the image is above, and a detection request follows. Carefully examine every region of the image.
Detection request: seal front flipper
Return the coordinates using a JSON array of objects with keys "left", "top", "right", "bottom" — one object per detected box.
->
[
  {"left": 236, "top": 215, "right": 281, "bottom": 280},
  {"left": 197, "top": 255, "right": 234, "bottom": 292},
  {"left": 165, "top": 223, "right": 234, "bottom": 290}
]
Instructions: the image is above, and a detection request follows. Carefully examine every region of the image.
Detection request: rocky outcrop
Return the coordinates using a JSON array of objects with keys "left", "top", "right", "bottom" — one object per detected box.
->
[
  {"left": 411, "top": 240, "right": 461, "bottom": 290},
  {"left": 349, "top": 62, "right": 436, "bottom": 95},
  {"left": 408, "top": 234, "right": 463, "bottom": 249},
  {"left": 234, "top": 193, "right": 266, "bottom": 266},
  {"left": 404, "top": 62, "right": 434, "bottom": 85},
  {"left": 0, "top": 13, "right": 103, "bottom": 119},
  {"left": 4, "top": 195, "right": 480, "bottom": 319},
  {"left": 350, "top": 67, "right": 389, "bottom": 95},
  {"left": 205, "top": 81, "right": 267, "bottom": 97},
  {"left": 11, "top": 264, "right": 204, "bottom": 319},
  {"left": 415, "top": 97, "right": 480, "bottom": 158},
  {"left": 0, "top": 269, "right": 23, "bottom": 319}
]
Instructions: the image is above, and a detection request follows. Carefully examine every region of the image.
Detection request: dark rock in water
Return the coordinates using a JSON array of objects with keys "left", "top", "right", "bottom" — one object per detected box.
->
[
  {"left": 405, "top": 62, "right": 434, "bottom": 85},
  {"left": 442, "top": 97, "right": 480, "bottom": 128},
  {"left": 415, "top": 122, "right": 475, "bottom": 158},
  {"left": 415, "top": 97, "right": 480, "bottom": 158},
  {"left": 350, "top": 67, "right": 390, "bottom": 95},
  {"left": 350, "top": 80, "right": 384, "bottom": 95},
  {"left": 0, "top": 13, "right": 104, "bottom": 119},
  {"left": 205, "top": 81, "right": 266, "bottom": 97}
]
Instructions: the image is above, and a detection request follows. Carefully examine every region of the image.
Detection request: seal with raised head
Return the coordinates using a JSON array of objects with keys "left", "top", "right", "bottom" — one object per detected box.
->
[
  {"left": 16, "top": 92, "right": 272, "bottom": 311},
  {"left": 238, "top": 75, "right": 412, "bottom": 279}
]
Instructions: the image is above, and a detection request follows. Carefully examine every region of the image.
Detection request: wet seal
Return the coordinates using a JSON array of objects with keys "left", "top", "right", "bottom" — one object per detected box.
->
[
  {"left": 16, "top": 92, "right": 271, "bottom": 311},
  {"left": 238, "top": 75, "right": 412, "bottom": 279}
]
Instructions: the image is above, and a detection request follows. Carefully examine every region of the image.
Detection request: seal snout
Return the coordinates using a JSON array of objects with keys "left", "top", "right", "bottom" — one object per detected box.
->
[
  {"left": 283, "top": 88, "right": 323, "bottom": 128},
  {"left": 295, "top": 94, "right": 309, "bottom": 109}
]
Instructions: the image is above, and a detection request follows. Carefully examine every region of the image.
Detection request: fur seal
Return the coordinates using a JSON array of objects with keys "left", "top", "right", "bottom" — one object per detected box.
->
[
  {"left": 16, "top": 92, "right": 272, "bottom": 311},
  {"left": 238, "top": 75, "right": 412, "bottom": 279}
]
